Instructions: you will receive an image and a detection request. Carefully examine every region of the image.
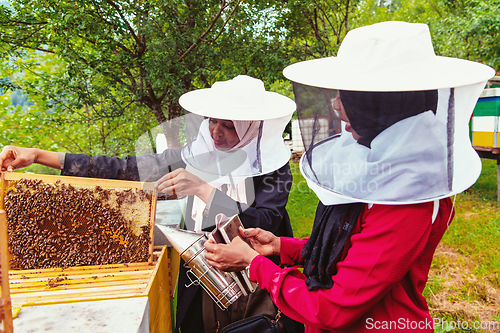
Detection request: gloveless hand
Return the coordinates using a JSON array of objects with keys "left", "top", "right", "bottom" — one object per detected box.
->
[
  {"left": 240, "top": 227, "right": 281, "bottom": 257},
  {"left": 155, "top": 168, "right": 213, "bottom": 202},
  {"left": 0, "top": 146, "right": 37, "bottom": 172},
  {"left": 205, "top": 236, "right": 259, "bottom": 272}
]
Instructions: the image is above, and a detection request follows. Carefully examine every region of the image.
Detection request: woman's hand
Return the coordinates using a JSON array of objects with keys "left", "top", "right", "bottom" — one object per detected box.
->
[
  {"left": 205, "top": 237, "right": 259, "bottom": 272},
  {"left": 204, "top": 227, "right": 281, "bottom": 272},
  {"left": 0, "top": 146, "right": 39, "bottom": 172},
  {"left": 0, "top": 146, "right": 61, "bottom": 172},
  {"left": 155, "top": 168, "right": 213, "bottom": 202},
  {"left": 240, "top": 227, "right": 281, "bottom": 257}
]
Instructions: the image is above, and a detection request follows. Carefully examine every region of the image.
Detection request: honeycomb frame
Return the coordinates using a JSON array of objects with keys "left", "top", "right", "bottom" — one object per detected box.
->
[{"left": 0, "top": 172, "right": 157, "bottom": 270}]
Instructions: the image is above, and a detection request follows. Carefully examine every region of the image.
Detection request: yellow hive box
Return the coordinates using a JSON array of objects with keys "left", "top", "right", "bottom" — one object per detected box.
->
[
  {"left": 9, "top": 246, "right": 171, "bottom": 333},
  {"left": 0, "top": 209, "right": 13, "bottom": 333}
]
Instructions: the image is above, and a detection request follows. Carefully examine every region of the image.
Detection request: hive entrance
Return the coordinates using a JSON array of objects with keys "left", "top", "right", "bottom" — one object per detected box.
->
[{"left": 1, "top": 174, "right": 156, "bottom": 270}]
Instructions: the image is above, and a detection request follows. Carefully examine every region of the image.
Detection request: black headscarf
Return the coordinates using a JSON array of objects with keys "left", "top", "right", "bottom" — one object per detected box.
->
[
  {"left": 340, "top": 90, "right": 438, "bottom": 148},
  {"left": 301, "top": 202, "right": 364, "bottom": 290}
]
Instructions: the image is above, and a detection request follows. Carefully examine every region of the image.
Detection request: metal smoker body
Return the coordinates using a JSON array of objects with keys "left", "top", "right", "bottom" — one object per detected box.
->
[{"left": 159, "top": 225, "right": 242, "bottom": 310}]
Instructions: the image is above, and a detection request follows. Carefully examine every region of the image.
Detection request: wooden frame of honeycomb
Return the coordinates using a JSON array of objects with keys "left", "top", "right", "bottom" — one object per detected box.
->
[
  {"left": 0, "top": 209, "right": 13, "bottom": 333},
  {"left": 1, "top": 172, "right": 157, "bottom": 270},
  {"left": 8, "top": 246, "right": 172, "bottom": 333}
]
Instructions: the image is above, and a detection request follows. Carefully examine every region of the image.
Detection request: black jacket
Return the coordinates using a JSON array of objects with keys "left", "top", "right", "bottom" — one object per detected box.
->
[
  {"left": 61, "top": 149, "right": 301, "bottom": 333},
  {"left": 61, "top": 148, "right": 294, "bottom": 236}
]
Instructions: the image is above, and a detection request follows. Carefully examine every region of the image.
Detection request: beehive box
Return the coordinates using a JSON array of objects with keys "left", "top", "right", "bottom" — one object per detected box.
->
[
  {"left": 471, "top": 87, "right": 500, "bottom": 150},
  {"left": 9, "top": 246, "right": 172, "bottom": 333},
  {"left": 0, "top": 172, "right": 172, "bottom": 332}
]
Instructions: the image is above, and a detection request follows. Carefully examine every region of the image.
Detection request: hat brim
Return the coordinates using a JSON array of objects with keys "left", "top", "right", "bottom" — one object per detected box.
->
[
  {"left": 283, "top": 56, "right": 495, "bottom": 91},
  {"left": 179, "top": 89, "right": 296, "bottom": 120}
]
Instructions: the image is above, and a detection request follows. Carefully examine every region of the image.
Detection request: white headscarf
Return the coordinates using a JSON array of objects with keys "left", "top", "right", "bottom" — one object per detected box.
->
[
  {"left": 231, "top": 120, "right": 261, "bottom": 151},
  {"left": 179, "top": 75, "right": 294, "bottom": 187}
]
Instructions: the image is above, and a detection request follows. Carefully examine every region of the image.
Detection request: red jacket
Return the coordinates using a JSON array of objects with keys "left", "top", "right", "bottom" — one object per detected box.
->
[{"left": 249, "top": 198, "right": 454, "bottom": 332}]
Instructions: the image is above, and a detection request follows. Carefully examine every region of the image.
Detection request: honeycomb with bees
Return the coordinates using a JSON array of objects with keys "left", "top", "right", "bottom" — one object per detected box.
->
[{"left": 0, "top": 173, "right": 157, "bottom": 270}]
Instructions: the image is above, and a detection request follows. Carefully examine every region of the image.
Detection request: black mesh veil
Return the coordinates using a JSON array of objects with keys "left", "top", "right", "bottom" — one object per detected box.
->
[
  {"left": 292, "top": 83, "right": 341, "bottom": 151},
  {"left": 293, "top": 82, "right": 460, "bottom": 204}
]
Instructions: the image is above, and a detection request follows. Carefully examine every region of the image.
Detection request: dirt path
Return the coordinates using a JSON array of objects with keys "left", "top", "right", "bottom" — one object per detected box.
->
[{"left": 428, "top": 244, "right": 500, "bottom": 330}]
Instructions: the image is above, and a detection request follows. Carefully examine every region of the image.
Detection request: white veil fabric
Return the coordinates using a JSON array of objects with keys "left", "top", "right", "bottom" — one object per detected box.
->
[
  {"left": 180, "top": 76, "right": 295, "bottom": 231},
  {"left": 180, "top": 75, "right": 295, "bottom": 187},
  {"left": 284, "top": 21, "right": 495, "bottom": 205},
  {"left": 137, "top": 75, "right": 295, "bottom": 188}
]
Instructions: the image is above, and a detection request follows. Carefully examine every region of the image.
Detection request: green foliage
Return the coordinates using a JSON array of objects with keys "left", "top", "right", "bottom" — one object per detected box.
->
[
  {"left": 351, "top": 0, "right": 392, "bottom": 27},
  {"left": 0, "top": 65, "right": 157, "bottom": 158},
  {"left": 213, "top": 2, "right": 291, "bottom": 83},
  {"left": 275, "top": 0, "right": 358, "bottom": 61},
  {"left": 438, "top": 0, "right": 500, "bottom": 71},
  {"left": 390, "top": 0, "right": 443, "bottom": 22},
  {"left": 0, "top": 0, "right": 294, "bottom": 142},
  {"left": 0, "top": 37, "right": 158, "bottom": 157},
  {"left": 0, "top": 0, "right": 303, "bottom": 157},
  {"left": 21, "top": 163, "right": 60, "bottom": 175},
  {"left": 269, "top": 79, "right": 295, "bottom": 103}
]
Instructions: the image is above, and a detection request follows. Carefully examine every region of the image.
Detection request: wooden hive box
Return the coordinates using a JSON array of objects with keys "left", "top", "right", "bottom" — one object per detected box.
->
[
  {"left": 0, "top": 210, "right": 13, "bottom": 333},
  {"left": 0, "top": 172, "right": 172, "bottom": 332},
  {"left": 471, "top": 87, "right": 500, "bottom": 151},
  {"left": 8, "top": 247, "right": 172, "bottom": 333}
]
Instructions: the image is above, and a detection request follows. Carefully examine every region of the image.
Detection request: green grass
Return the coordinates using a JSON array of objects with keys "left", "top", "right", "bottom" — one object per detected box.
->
[
  {"left": 286, "top": 162, "right": 319, "bottom": 238},
  {"left": 443, "top": 158, "right": 500, "bottom": 286}
]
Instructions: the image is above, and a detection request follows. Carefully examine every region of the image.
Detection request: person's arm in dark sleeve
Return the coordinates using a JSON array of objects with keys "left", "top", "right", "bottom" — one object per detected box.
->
[
  {"left": 61, "top": 147, "right": 186, "bottom": 181},
  {"left": 203, "top": 163, "right": 292, "bottom": 234}
]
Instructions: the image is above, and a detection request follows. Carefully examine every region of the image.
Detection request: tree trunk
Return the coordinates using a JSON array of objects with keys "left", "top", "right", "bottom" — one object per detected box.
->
[
  {"left": 151, "top": 102, "right": 183, "bottom": 149},
  {"left": 165, "top": 101, "right": 183, "bottom": 148}
]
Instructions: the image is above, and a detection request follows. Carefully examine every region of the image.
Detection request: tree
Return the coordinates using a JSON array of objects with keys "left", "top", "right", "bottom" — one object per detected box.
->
[
  {"left": 0, "top": 50, "right": 157, "bottom": 159},
  {"left": 275, "top": 0, "right": 359, "bottom": 61},
  {"left": 0, "top": 0, "right": 281, "bottom": 148},
  {"left": 431, "top": 0, "right": 500, "bottom": 71}
]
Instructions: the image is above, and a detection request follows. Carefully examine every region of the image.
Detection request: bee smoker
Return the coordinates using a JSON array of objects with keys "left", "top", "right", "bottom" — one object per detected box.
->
[{"left": 158, "top": 225, "right": 242, "bottom": 310}]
